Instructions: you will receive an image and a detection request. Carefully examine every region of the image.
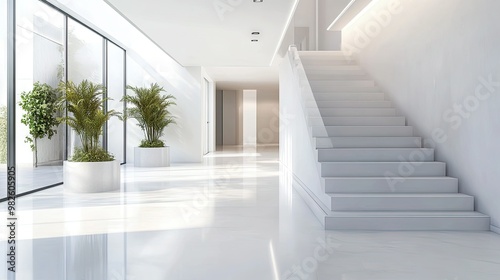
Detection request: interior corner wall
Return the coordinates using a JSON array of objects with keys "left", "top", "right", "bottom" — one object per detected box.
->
[
  {"left": 257, "top": 90, "right": 279, "bottom": 144},
  {"left": 293, "top": 0, "right": 316, "bottom": 51},
  {"left": 342, "top": 0, "right": 500, "bottom": 229},
  {"left": 317, "top": 0, "right": 351, "bottom": 50}
]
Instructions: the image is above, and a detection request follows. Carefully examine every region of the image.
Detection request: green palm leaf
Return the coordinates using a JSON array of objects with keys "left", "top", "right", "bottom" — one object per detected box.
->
[
  {"left": 122, "top": 83, "right": 176, "bottom": 147},
  {"left": 57, "top": 80, "right": 121, "bottom": 161}
]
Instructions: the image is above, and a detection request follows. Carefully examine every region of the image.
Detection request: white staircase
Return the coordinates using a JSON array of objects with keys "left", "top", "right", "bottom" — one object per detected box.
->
[{"left": 298, "top": 51, "right": 490, "bottom": 231}]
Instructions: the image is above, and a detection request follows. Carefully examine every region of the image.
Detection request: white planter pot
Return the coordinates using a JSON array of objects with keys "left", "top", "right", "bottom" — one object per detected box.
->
[
  {"left": 134, "top": 146, "right": 170, "bottom": 167},
  {"left": 64, "top": 160, "right": 120, "bottom": 193}
]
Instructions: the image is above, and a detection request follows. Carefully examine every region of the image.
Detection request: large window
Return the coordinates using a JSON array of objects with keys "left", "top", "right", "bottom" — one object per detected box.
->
[
  {"left": 0, "top": 0, "right": 8, "bottom": 199},
  {"left": 67, "top": 19, "right": 103, "bottom": 84},
  {"left": 1, "top": 0, "right": 129, "bottom": 201},
  {"left": 15, "top": 0, "right": 65, "bottom": 194},
  {"left": 67, "top": 19, "right": 104, "bottom": 158},
  {"left": 107, "top": 42, "right": 126, "bottom": 163}
]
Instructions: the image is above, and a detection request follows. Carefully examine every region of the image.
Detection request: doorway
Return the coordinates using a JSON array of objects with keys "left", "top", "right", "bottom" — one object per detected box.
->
[{"left": 203, "top": 78, "right": 214, "bottom": 155}]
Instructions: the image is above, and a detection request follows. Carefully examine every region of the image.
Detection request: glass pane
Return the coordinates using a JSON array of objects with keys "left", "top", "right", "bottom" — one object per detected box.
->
[
  {"left": 15, "top": 0, "right": 65, "bottom": 194},
  {"left": 67, "top": 19, "right": 103, "bottom": 84},
  {"left": 67, "top": 19, "right": 104, "bottom": 157},
  {"left": 107, "top": 42, "right": 125, "bottom": 163}
]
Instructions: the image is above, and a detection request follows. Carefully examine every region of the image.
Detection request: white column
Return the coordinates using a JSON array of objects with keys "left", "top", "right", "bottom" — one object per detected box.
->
[{"left": 242, "top": 90, "right": 257, "bottom": 146}]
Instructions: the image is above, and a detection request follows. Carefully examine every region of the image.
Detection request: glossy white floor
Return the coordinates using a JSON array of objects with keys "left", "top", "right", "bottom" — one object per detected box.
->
[{"left": 1, "top": 145, "right": 500, "bottom": 280}]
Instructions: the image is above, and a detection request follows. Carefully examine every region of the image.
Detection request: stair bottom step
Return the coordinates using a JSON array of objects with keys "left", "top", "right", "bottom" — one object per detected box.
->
[{"left": 325, "top": 211, "right": 490, "bottom": 231}]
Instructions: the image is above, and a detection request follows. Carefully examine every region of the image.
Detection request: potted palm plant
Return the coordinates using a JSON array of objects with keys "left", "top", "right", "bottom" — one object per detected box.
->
[
  {"left": 123, "top": 83, "right": 176, "bottom": 167},
  {"left": 58, "top": 80, "right": 121, "bottom": 192}
]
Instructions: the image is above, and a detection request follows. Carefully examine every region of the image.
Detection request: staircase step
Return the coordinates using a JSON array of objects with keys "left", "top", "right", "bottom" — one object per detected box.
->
[
  {"left": 328, "top": 193, "right": 474, "bottom": 211},
  {"left": 310, "top": 80, "right": 375, "bottom": 87},
  {"left": 296, "top": 51, "right": 490, "bottom": 231},
  {"left": 306, "top": 73, "right": 370, "bottom": 81},
  {"left": 311, "top": 101, "right": 392, "bottom": 108},
  {"left": 303, "top": 65, "right": 362, "bottom": 71},
  {"left": 314, "top": 92, "right": 385, "bottom": 101},
  {"left": 301, "top": 58, "right": 356, "bottom": 66},
  {"left": 324, "top": 176, "right": 458, "bottom": 193},
  {"left": 325, "top": 211, "right": 490, "bottom": 231},
  {"left": 315, "top": 137, "right": 422, "bottom": 148},
  {"left": 312, "top": 126, "right": 413, "bottom": 137},
  {"left": 320, "top": 162, "right": 446, "bottom": 177},
  {"left": 316, "top": 108, "right": 397, "bottom": 117},
  {"left": 299, "top": 50, "right": 350, "bottom": 58},
  {"left": 317, "top": 148, "right": 434, "bottom": 162},
  {"left": 301, "top": 57, "right": 355, "bottom": 63},
  {"left": 309, "top": 116, "right": 405, "bottom": 126},
  {"left": 312, "top": 85, "right": 381, "bottom": 92}
]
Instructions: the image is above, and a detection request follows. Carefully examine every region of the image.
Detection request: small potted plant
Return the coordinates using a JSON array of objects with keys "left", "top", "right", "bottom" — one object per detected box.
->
[
  {"left": 58, "top": 80, "right": 121, "bottom": 192},
  {"left": 123, "top": 83, "right": 176, "bottom": 167},
  {"left": 19, "top": 82, "right": 60, "bottom": 167}
]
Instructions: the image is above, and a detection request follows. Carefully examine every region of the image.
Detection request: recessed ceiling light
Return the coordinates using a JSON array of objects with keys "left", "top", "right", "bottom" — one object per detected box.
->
[
  {"left": 253, "top": 0, "right": 263, "bottom": 2},
  {"left": 251, "top": 39, "right": 259, "bottom": 42},
  {"left": 251, "top": 31, "right": 260, "bottom": 35}
]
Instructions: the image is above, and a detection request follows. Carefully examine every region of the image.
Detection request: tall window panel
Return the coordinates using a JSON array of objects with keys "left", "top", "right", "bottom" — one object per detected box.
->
[
  {"left": 67, "top": 19, "right": 104, "bottom": 157},
  {"left": 15, "top": 0, "right": 65, "bottom": 194},
  {"left": 0, "top": 0, "right": 8, "bottom": 199},
  {"left": 107, "top": 42, "right": 125, "bottom": 163}
]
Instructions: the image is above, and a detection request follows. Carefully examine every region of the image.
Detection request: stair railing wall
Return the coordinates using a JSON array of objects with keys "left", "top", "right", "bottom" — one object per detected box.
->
[{"left": 279, "top": 45, "right": 333, "bottom": 209}]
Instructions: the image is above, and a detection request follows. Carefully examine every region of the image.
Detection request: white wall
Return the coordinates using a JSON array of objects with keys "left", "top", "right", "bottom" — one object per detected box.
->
[
  {"left": 236, "top": 90, "right": 244, "bottom": 145},
  {"left": 257, "top": 90, "right": 279, "bottom": 144},
  {"left": 216, "top": 90, "right": 223, "bottom": 146},
  {"left": 218, "top": 89, "right": 279, "bottom": 145},
  {"left": 279, "top": 54, "right": 330, "bottom": 208},
  {"left": 293, "top": 0, "right": 316, "bottom": 50},
  {"left": 317, "top": 0, "right": 351, "bottom": 50},
  {"left": 291, "top": 0, "right": 351, "bottom": 51},
  {"left": 186, "top": 67, "right": 216, "bottom": 155},
  {"left": 342, "top": 0, "right": 500, "bottom": 230},
  {"left": 222, "top": 90, "right": 238, "bottom": 145},
  {"left": 243, "top": 90, "right": 257, "bottom": 145}
]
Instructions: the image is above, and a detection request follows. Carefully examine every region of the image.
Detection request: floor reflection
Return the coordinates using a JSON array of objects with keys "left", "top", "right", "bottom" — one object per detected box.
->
[
  {"left": 1, "top": 145, "right": 500, "bottom": 280},
  {"left": 0, "top": 164, "right": 63, "bottom": 198}
]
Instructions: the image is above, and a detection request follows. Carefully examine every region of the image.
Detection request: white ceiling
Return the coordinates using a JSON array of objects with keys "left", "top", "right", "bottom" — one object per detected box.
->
[
  {"left": 105, "top": 0, "right": 298, "bottom": 69},
  {"left": 206, "top": 63, "right": 280, "bottom": 91}
]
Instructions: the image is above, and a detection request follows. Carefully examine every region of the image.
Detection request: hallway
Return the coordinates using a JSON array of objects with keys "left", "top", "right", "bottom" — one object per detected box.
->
[{"left": 1, "top": 145, "right": 500, "bottom": 279}]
